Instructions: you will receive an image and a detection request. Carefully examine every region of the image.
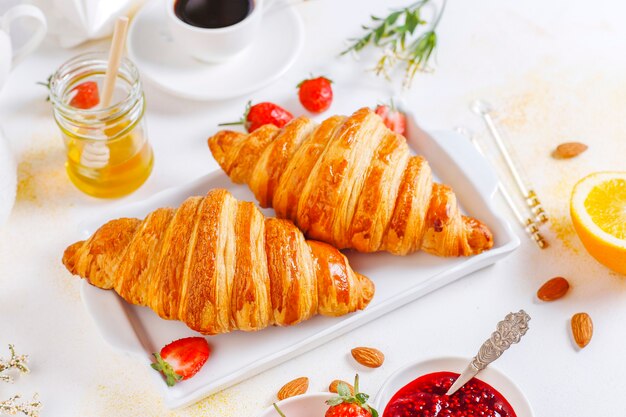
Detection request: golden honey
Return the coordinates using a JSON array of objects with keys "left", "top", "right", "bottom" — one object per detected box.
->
[{"left": 50, "top": 52, "right": 153, "bottom": 198}]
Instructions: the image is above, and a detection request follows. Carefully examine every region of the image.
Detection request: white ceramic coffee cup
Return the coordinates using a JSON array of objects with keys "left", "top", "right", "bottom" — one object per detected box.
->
[{"left": 165, "top": 0, "right": 265, "bottom": 64}]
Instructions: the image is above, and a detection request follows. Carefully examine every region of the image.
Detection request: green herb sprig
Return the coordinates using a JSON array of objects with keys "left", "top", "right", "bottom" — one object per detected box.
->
[{"left": 342, "top": 0, "right": 447, "bottom": 88}]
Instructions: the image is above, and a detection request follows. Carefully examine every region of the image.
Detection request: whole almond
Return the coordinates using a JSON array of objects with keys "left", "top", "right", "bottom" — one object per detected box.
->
[
  {"left": 351, "top": 347, "right": 384, "bottom": 368},
  {"left": 553, "top": 142, "right": 588, "bottom": 159},
  {"left": 537, "top": 277, "right": 570, "bottom": 301},
  {"left": 277, "top": 377, "right": 309, "bottom": 400},
  {"left": 329, "top": 379, "right": 354, "bottom": 395},
  {"left": 571, "top": 312, "right": 593, "bottom": 348}
]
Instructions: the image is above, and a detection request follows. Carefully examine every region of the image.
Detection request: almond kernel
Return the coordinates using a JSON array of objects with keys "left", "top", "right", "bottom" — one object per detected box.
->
[
  {"left": 571, "top": 312, "right": 593, "bottom": 348},
  {"left": 277, "top": 377, "right": 309, "bottom": 400},
  {"left": 537, "top": 277, "right": 570, "bottom": 301},
  {"left": 351, "top": 347, "right": 385, "bottom": 368},
  {"left": 553, "top": 142, "right": 588, "bottom": 159}
]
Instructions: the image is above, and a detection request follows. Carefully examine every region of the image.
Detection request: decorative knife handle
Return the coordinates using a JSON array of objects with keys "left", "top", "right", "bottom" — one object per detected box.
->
[{"left": 471, "top": 310, "right": 530, "bottom": 371}]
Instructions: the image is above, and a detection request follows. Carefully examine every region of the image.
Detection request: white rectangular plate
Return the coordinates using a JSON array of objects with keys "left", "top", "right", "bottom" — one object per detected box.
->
[{"left": 78, "top": 115, "right": 519, "bottom": 409}]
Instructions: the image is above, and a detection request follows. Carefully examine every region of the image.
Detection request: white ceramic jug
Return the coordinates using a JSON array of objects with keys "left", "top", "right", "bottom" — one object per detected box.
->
[
  {"left": 0, "top": 4, "right": 46, "bottom": 89},
  {"left": 0, "top": 4, "right": 46, "bottom": 226}
]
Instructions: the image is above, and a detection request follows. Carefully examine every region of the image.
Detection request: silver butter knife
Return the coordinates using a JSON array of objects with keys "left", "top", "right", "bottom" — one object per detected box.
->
[{"left": 446, "top": 310, "right": 531, "bottom": 396}]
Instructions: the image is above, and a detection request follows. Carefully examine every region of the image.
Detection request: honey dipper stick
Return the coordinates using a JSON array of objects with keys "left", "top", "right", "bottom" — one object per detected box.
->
[
  {"left": 80, "top": 16, "right": 130, "bottom": 170},
  {"left": 100, "top": 16, "right": 129, "bottom": 108}
]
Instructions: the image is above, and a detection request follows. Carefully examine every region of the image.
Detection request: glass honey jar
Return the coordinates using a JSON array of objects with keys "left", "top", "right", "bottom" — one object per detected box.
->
[{"left": 49, "top": 52, "right": 153, "bottom": 198}]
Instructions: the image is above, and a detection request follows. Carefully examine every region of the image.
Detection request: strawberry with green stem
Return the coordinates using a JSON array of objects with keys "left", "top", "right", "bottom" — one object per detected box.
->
[
  {"left": 151, "top": 337, "right": 210, "bottom": 387},
  {"left": 219, "top": 101, "right": 294, "bottom": 133},
  {"left": 325, "top": 374, "right": 378, "bottom": 417},
  {"left": 297, "top": 75, "right": 333, "bottom": 113}
]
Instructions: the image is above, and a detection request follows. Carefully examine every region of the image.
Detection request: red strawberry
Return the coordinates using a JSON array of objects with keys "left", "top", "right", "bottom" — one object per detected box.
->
[
  {"left": 69, "top": 81, "right": 100, "bottom": 109},
  {"left": 327, "top": 403, "right": 373, "bottom": 417},
  {"left": 151, "top": 337, "right": 210, "bottom": 387},
  {"left": 375, "top": 102, "right": 406, "bottom": 135},
  {"left": 219, "top": 101, "right": 294, "bottom": 133},
  {"left": 297, "top": 76, "right": 333, "bottom": 113},
  {"left": 325, "top": 375, "right": 378, "bottom": 417}
]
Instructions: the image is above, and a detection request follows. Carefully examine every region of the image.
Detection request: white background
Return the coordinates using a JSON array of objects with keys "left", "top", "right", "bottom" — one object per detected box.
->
[{"left": 1, "top": 0, "right": 626, "bottom": 416}]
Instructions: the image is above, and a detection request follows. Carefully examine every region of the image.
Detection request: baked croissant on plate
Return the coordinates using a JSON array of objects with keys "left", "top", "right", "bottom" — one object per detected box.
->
[
  {"left": 208, "top": 107, "right": 494, "bottom": 257},
  {"left": 62, "top": 189, "right": 374, "bottom": 335}
]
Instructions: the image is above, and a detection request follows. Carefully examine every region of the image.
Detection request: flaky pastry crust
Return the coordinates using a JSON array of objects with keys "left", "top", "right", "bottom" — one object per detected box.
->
[
  {"left": 62, "top": 189, "right": 374, "bottom": 334},
  {"left": 209, "top": 108, "right": 494, "bottom": 256}
]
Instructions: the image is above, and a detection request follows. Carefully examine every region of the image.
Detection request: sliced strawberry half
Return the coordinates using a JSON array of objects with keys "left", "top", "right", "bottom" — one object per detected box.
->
[
  {"left": 374, "top": 101, "right": 406, "bottom": 136},
  {"left": 151, "top": 337, "right": 210, "bottom": 387}
]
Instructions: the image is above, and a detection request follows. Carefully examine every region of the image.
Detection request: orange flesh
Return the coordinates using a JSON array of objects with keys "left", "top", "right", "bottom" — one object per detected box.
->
[{"left": 584, "top": 178, "right": 626, "bottom": 239}]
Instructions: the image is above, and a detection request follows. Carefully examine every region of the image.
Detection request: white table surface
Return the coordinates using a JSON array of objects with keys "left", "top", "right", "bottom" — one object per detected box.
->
[{"left": 1, "top": 0, "right": 626, "bottom": 416}]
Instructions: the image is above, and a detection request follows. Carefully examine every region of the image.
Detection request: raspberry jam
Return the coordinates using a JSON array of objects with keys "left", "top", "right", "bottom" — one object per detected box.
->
[{"left": 383, "top": 371, "right": 517, "bottom": 417}]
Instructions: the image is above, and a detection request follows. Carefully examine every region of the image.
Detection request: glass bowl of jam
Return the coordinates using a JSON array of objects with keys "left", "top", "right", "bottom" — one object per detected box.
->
[{"left": 374, "top": 357, "right": 534, "bottom": 417}]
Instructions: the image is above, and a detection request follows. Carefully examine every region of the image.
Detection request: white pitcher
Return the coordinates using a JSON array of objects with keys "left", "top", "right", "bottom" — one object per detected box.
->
[{"left": 0, "top": 4, "right": 46, "bottom": 226}]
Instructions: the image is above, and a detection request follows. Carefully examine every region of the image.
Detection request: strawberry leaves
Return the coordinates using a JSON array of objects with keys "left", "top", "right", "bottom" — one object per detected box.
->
[
  {"left": 151, "top": 352, "right": 183, "bottom": 387},
  {"left": 337, "top": 381, "right": 352, "bottom": 398},
  {"left": 219, "top": 101, "right": 252, "bottom": 127}
]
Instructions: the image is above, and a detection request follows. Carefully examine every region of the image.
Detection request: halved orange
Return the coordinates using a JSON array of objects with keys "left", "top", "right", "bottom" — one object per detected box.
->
[{"left": 570, "top": 172, "right": 626, "bottom": 275}]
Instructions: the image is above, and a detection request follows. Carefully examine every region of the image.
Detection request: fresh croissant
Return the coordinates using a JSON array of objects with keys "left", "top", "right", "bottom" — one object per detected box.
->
[
  {"left": 208, "top": 107, "right": 494, "bottom": 257},
  {"left": 62, "top": 189, "right": 374, "bottom": 335}
]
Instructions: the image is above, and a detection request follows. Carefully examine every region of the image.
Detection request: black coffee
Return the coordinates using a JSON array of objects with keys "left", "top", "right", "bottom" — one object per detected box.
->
[{"left": 174, "top": 0, "right": 253, "bottom": 29}]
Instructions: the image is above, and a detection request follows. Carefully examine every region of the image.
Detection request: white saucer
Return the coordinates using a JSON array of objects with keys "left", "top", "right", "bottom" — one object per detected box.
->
[{"left": 127, "top": 0, "right": 304, "bottom": 101}]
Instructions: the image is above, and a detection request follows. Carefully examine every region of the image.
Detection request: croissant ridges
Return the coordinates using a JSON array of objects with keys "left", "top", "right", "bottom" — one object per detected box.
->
[
  {"left": 62, "top": 189, "right": 374, "bottom": 335},
  {"left": 208, "top": 107, "right": 494, "bottom": 257}
]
